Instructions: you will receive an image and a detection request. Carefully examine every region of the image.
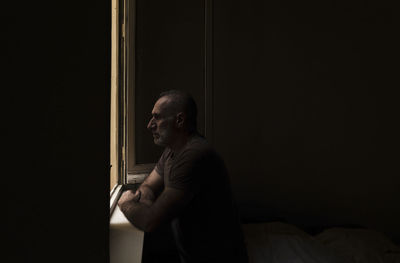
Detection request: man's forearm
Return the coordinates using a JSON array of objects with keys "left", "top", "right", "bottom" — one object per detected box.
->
[
  {"left": 137, "top": 183, "right": 156, "bottom": 206},
  {"left": 122, "top": 183, "right": 158, "bottom": 230},
  {"left": 119, "top": 200, "right": 154, "bottom": 232}
]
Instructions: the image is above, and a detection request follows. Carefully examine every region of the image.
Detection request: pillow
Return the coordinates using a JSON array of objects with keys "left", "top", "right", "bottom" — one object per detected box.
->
[
  {"left": 243, "top": 222, "right": 353, "bottom": 263},
  {"left": 316, "top": 228, "right": 400, "bottom": 263}
]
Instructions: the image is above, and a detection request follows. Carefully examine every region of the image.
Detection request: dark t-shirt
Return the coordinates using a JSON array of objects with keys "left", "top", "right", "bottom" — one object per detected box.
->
[{"left": 155, "top": 134, "right": 248, "bottom": 263}]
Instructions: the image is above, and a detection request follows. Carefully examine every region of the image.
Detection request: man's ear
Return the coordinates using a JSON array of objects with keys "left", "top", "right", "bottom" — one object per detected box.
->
[{"left": 176, "top": 112, "right": 185, "bottom": 128}]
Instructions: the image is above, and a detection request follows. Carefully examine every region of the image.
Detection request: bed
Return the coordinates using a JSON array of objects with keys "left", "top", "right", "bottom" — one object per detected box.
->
[{"left": 243, "top": 222, "right": 400, "bottom": 263}]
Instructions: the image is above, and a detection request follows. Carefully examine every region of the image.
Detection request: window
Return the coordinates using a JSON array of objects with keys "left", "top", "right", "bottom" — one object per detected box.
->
[
  {"left": 110, "top": 0, "right": 214, "bottom": 192},
  {"left": 110, "top": 0, "right": 142, "bottom": 192}
]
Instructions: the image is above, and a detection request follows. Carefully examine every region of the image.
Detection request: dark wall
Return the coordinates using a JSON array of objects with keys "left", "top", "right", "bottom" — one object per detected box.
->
[
  {"left": 212, "top": 0, "right": 399, "bottom": 241},
  {"left": 4, "top": 1, "right": 110, "bottom": 262}
]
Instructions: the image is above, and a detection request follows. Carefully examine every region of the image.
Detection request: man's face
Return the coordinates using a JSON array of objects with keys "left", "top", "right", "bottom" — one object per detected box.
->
[{"left": 147, "top": 97, "right": 177, "bottom": 147}]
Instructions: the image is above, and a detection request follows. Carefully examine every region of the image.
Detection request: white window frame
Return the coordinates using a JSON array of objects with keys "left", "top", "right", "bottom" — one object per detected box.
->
[
  {"left": 110, "top": 0, "right": 215, "bottom": 204},
  {"left": 110, "top": 0, "right": 152, "bottom": 196}
]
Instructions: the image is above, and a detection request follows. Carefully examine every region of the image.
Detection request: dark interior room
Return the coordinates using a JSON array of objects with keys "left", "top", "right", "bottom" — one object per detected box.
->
[{"left": 4, "top": 0, "right": 399, "bottom": 262}]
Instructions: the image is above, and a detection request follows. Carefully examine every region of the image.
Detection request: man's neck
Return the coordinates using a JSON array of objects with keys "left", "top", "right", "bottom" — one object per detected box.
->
[{"left": 169, "top": 131, "right": 196, "bottom": 153}]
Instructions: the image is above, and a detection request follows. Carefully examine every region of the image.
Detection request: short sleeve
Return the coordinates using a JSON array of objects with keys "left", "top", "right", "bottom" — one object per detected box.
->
[
  {"left": 155, "top": 148, "right": 169, "bottom": 179},
  {"left": 168, "top": 149, "right": 204, "bottom": 194}
]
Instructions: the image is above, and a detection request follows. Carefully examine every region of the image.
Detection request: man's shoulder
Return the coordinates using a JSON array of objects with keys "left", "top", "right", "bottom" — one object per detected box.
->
[
  {"left": 187, "top": 134, "right": 208, "bottom": 147},
  {"left": 183, "top": 134, "right": 214, "bottom": 156},
  {"left": 180, "top": 135, "right": 227, "bottom": 171}
]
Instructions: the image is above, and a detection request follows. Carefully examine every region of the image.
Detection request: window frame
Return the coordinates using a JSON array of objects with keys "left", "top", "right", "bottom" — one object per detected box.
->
[
  {"left": 109, "top": 0, "right": 122, "bottom": 192},
  {"left": 111, "top": 0, "right": 215, "bottom": 195},
  {"left": 123, "top": 0, "right": 156, "bottom": 184},
  {"left": 110, "top": 0, "right": 155, "bottom": 201}
]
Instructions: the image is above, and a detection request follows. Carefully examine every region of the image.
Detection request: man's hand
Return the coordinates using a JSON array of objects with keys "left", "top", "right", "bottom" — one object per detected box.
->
[
  {"left": 138, "top": 185, "right": 156, "bottom": 206},
  {"left": 118, "top": 190, "right": 140, "bottom": 209}
]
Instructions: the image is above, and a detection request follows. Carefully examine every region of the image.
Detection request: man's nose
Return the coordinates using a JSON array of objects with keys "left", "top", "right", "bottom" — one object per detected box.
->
[{"left": 147, "top": 118, "right": 155, "bottom": 130}]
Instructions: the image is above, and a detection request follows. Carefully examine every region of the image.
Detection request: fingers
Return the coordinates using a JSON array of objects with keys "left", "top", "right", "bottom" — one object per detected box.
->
[
  {"left": 118, "top": 190, "right": 141, "bottom": 208},
  {"left": 118, "top": 190, "right": 134, "bottom": 206}
]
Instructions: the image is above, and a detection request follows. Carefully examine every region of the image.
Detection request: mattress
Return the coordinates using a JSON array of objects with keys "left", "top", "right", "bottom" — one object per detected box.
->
[{"left": 242, "top": 222, "right": 400, "bottom": 263}]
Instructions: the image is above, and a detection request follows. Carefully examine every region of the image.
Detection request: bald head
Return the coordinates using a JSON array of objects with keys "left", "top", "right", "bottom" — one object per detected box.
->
[{"left": 158, "top": 90, "right": 197, "bottom": 133}]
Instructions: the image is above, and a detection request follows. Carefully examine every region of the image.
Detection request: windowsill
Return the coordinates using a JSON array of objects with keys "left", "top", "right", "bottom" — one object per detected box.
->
[
  {"left": 110, "top": 185, "right": 144, "bottom": 263},
  {"left": 128, "top": 163, "right": 155, "bottom": 184}
]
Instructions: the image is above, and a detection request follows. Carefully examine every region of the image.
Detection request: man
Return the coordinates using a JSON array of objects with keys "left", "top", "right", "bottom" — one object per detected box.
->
[{"left": 118, "top": 90, "right": 248, "bottom": 263}]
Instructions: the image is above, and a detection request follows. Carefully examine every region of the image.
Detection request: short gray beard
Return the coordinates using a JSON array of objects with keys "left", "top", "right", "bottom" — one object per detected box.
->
[{"left": 154, "top": 128, "right": 174, "bottom": 147}]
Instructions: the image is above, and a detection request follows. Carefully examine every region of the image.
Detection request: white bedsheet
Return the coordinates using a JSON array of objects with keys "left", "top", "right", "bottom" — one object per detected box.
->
[
  {"left": 243, "top": 222, "right": 400, "bottom": 263},
  {"left": 316, "top": 228, "right": 400, "bottom": 263}
]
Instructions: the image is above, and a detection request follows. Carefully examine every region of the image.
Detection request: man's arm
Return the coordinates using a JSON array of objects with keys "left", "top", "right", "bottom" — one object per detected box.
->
[
  {"left": 134, "top": 168, "right": 164, "bottom": 206},
  {"left": 118, "top": 185, "right": 194, "bottom": 232}
]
